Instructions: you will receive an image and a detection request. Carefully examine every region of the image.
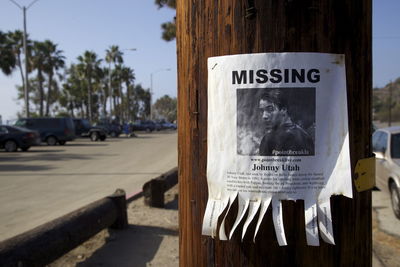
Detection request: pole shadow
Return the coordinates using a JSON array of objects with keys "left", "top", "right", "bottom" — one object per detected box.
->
[{"left": 76, "top": 225, "right": 178, "bottom": 267}]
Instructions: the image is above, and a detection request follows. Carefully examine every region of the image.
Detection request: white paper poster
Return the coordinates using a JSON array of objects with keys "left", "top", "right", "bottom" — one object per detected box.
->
[{"left": 202, "top": 53, "right": 352, "bottom": 246}]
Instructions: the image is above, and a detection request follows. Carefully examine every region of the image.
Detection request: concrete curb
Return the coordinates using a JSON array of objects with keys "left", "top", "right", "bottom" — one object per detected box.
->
[{"left": 0, "top": 190, "right": 127, "bottom": 267}]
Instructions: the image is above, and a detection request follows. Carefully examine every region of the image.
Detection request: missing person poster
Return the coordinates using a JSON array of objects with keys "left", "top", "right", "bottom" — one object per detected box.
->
[{"left": 202, "top": 53, "right": 352, "bottom": 246}]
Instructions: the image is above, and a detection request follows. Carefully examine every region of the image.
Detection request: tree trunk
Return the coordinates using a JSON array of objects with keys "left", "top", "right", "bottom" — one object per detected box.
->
[
  {"left": 80, "top": 103, "right": 84, "bottom": 118},
  {"left": 17, "top": 54, "right": 25, "bottom": 95},
  {"left": 102, "top": 91, "right": 107, "bottom": 118},
  {"left": 38, "top": 68, "right": 44, "bottom": 117},
  {"left": 87, "top": 77, "right": 92, "bottom": 122},
  {"left": 177, "top": 1, "right": 372, "bottom": 266},
  {"left": 113, "top": 96, "right": 117, "bottom": 117},
  {"left": 118, "top": 81, "right": 123, "bottom": 121},
  {"left": 126, "top": 82, "right": 131, "bottom": 121},
  {"left": 69, "top": 101, "right": 74, "bottom": 117},
  {"left": 45, "top": 72, "right": 53, "bottom": 117}
]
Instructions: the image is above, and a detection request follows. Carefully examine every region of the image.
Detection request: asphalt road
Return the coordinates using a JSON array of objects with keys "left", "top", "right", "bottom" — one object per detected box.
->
[{"left": 0, "top": 131, "right": 177, "bottom": 242}]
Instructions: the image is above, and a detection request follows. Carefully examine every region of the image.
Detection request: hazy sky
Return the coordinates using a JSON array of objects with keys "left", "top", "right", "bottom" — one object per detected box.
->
[{"left": 0, "top": 1, "right": 399, "bottom": 122}]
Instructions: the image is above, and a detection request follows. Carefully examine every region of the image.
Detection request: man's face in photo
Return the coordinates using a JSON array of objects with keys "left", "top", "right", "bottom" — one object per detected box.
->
[{"left": 259, "top": 98, "right": 286, "bottom": 129}]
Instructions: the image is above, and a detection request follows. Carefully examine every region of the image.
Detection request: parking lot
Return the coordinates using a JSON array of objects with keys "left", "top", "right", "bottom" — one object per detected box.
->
[{"left": 0, "top": 131, "right": 177, "bottom": 242}]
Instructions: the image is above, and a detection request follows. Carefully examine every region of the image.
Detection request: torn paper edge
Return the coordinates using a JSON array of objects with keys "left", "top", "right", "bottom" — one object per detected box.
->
[
  {"left": 229, "top": 194, "right": 250, "bottom": 239},
  {"left": 272, "top": 197, "right": 287, "bottom": 246},
  {"left": 219, "top": 192, "right": 238, "bottom": 240},
  {"left": 202, "top": 192, "right": 231, "bottom": 237},
  {"left": 304, "top": 198, "right": 319, "bottom": 246},
  {"left": 253, "top": 197, "right": 272, "bottom": 242},
  {"left": 241, "top": 199, "right": 261, "bottom": 240},
  {"left": 202, "top": 198, "right": 220, "bottom": 236},
  {"left": 318, "top": 199, "right": 335, "bottom": 244},
  {"left": 202, "top": 193, "right": 340, "bottom": 247}
]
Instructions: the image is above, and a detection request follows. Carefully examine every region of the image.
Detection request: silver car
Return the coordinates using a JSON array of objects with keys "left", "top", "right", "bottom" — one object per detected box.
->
[{"left": 373, "top": 127, "right": 400, "bottom": 219}]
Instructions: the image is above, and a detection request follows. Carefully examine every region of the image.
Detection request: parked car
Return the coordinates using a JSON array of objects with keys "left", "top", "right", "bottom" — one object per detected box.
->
[
  {"left": 94, "top": 121, "right": 122, "bottom": 137},
  {"left": 131, "top": 120, "right": 159, "bottom": 132},
  {"left": 0, "top": 125, "right": 40, "bottom": 152},
  {"left": 73, "top": 118, "right": 107, "bottom": 141},
  {"left": 373, "top": 127, "right": 400, "bottom": 219},
  {"left": 154, "top": 121, "right": 162, "bottom": 131},
  {"left": 15, "top": 117, "right": 75, "bottom": 145},
  {"left": 159, "top": 121, "right": 177, "bottom": 130}
]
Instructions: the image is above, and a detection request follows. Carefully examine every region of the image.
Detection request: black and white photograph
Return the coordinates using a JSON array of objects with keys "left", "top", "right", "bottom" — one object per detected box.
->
[{"left": 237, "top": 87, "right": 316, "bottom": 156}]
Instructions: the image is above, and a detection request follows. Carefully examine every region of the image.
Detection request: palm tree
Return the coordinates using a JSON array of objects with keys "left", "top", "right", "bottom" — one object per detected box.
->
[
  {"left": 134, "top": 84, "right": 151, "bottom": 119},
  {"left": 155, "top": 0, "right": 176, "bottom": 41},
  {"left": 62, "top": 64, "right": 86, "bottom": 117},
  {"left": 120, "top": 66, "right": 135, "bottom": 121},
  {"left": 42, "top": 40, "right": 65, "bottom": 116},
  {"left": 77, "top": 51, "right": 102, "bottom": 122},
  {"left": 99, "top": 66, "right": 111, "bottom": 117},
  {"left": 16, "top": 77, "right": 39, "bottom": 114},
  {"left": 59, "top": 84, "right": 74, "bottom": 117},
  {"left": 105, "top": 45, "right": 123, "bottom": 116},
  {"left": 112, "top": 64, "right": 124, "bottom": 120},
  {"left": 0, "top": 31, "right": 17, "bottom": 75},
  {"left": 7, "top": 30, "right": 32, "bottom": 89},
  {"left": 91, "top": 67, "right": 105, "bottom": 121},
  {"left": 30, "top": 41, "right": 47, "bottom": 116}
]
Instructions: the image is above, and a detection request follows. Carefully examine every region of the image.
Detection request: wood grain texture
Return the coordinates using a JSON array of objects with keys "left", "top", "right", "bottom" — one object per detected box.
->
[{"left": 177, "top": 1, "right": 372, "bottom": 266}]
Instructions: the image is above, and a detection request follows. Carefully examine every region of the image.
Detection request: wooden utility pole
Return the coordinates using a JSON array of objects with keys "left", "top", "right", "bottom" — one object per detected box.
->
[{"left": 177, "top": 1, "right": 372, "bottom": 266}]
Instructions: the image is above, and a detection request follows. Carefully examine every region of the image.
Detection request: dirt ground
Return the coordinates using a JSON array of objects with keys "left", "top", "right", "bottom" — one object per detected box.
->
[
  {"left": 373, "top": 208, "right": 400, "bottom": 267},
  {"left": 49, "top": 186, "right": 179, "bottom": 267},
  {"left": 49, "top": 184, "right": 400, "bottom": 267}
]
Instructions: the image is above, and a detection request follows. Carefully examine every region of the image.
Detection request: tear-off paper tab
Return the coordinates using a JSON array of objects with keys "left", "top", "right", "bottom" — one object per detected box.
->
[{"left": 202, "top": 53, "right": 352, "bottom": 246}]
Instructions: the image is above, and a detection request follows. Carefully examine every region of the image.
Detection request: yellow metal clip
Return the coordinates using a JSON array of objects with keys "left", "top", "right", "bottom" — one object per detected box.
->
[{"left": 354, "top": 156, "right": 376, "bottom": 192}]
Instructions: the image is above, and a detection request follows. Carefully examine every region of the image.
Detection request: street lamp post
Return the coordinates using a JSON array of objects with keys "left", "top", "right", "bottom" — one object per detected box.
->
[
  {"left": 9, "top": 0, "right": 41, "bottom": 118},
  {"left": 150, "top": 68, "right": 171, "bottom": 120}
]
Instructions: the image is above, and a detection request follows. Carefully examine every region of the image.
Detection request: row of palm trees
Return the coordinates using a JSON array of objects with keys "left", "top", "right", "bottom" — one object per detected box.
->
[{"left": 1, "top": 30, "right": 150, "bottom": 122}]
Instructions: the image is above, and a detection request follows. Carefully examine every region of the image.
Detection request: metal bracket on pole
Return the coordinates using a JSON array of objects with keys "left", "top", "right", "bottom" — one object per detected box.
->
[{"left": 354, "top": 155, "right": 376, "bottom": 192}]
